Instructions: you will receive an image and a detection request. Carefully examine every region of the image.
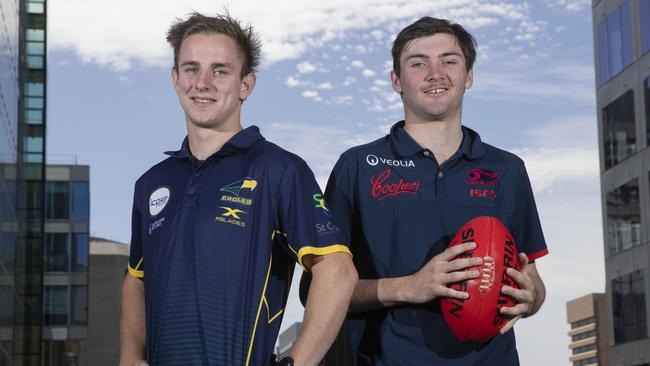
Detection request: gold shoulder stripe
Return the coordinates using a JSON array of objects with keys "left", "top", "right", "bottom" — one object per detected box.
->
[
  {"left": 297, "top": 244, "right": 352, "bottom": 269},
  {"left": 127, "top": 264, "right": 144, "bottom": 278}
]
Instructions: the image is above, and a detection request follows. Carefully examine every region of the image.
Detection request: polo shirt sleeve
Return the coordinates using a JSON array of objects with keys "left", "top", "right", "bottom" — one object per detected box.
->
[
  {"left": 276, "top": 159, "right": 352, "bottom": 271},
  {"left": 324, "top": 155, "right": 356, "bottom": 246},
  {"left": 511, "top": 162, "right": 548, "bottom": 262},
  {"left": 127, "top": 181, "right": 144, "bottom": 279}
]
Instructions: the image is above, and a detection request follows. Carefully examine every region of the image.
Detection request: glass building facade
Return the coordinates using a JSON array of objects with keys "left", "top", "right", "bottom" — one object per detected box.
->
[{"left": 593, "top": 0, "right": 650, "bottom": 364}]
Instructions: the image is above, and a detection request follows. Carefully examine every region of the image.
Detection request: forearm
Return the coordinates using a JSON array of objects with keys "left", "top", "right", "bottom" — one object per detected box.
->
[
  {"left": 120, "top": 274, "right": 147, "bottom": 366},
  {"left": 291, "top": 253, "right": 357, "bottom": 366},
  {"left": 349, "top": 276, "right": 414, "bottom": 312}
]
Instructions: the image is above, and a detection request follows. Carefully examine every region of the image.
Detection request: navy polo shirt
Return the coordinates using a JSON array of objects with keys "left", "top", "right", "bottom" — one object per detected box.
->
[
  {"left": 127, "top": 126, "right": 350, "bottom": 366},
  {"left": 326, "top": 121, "right": 548, "bottom": 366}
]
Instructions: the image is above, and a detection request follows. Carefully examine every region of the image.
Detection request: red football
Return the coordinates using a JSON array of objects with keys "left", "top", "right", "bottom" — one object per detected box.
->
[{"left": 440, "top": 216, "right": 521, "bottom": 343}]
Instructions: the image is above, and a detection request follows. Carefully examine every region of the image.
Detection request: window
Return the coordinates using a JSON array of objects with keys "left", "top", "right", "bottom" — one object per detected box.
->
[
  {"left": 612, "top": 269, "right": 647, "bottom": 344},
  {"left": 571, "top": 317, "right": 595, "bottom": 329},
  {"left": 70, "top": 286, "right": 87, "bottom": 326},
  {"left": 45, "top": 233, "right": 68, "bottom": 272},
  {"left": 602, "top": 90, "right": 636, "bottom": 169},
  {"left": 46, "top": 181, "right": 69, "bottom": 219},
  {"left": 642, "top": 0, "right": 650, "bottom": 54},
  {"left": 0, "top": 232, "right": 16, "bottom": 272},
  {"left": 574, "top": 357, "right": 599, "bottom": 366},
  {"left": 0, "top": 286, "right": 13, "bottom": 326},
  {"left": 571, "top": 330, "right": 597, "bottom": 341},
  {"left": 70, "top": 181, "right": 89, "bottom": 221},
  {"left": 572, "top": 343, "right": 597, "bottom": 354},
  {"left": 71, "top": 234, "right": 88, "bottom": 272},
  {"left": 597, "top": 0, "right": 633, "bottom": 84},
  {"left": 607, "top": 178, "right": 640, "bottom": 256},
  {"left": 44, "top": 286, "right": 68, "bottom": 325}
]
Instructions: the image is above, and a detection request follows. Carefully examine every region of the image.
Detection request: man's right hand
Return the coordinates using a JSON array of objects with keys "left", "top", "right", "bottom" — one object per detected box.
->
[{"left": 403, "top": 242, "right": 482, "bottom": 303}]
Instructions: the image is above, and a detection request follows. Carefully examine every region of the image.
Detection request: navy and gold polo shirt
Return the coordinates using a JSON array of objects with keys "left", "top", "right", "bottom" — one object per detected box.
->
[
  {"left": 127, "top": 126, "right": 350, "bottom": 366},
  {"left": 326, "top": 121, "right": 548, "bottom": 366}
]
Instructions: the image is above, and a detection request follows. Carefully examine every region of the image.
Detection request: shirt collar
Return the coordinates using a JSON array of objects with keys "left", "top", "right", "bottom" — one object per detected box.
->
[
  {"left": 165, "top": 125, "right": 265, "bottom": 159},
  {"left": 389, "top": 120, "right": 486, "bottom": 160}
]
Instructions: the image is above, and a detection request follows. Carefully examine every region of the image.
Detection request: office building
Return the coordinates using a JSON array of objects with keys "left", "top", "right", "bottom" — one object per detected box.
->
[
  {"left": 87, "top": 237, "right": 129, "bottom": 366},
  {"left": 567, "top": 293, "right": 610, "bottom": 366},
  {"left": 1, "top": 0, "right": 48, "bottom": 364},
  {"left": 592, "top": 0, "right": 650, "bottom": 365}
]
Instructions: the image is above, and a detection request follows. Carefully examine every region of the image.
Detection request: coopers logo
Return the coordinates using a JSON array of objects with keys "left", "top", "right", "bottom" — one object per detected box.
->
[
  {"left": 370, "top": 169, "right": 420, "bottom": 201},
  {"left": 366, "top": 154, "right": 414, "bottom": 168},
  {"left": 149, "top": 186, "right": 171, "bottom": 216}
]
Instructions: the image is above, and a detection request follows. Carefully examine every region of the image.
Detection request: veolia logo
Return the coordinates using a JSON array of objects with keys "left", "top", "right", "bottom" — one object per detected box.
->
[
  {"left": 149, "top": 186, "right": 171, "bottom": 216},
  {"left": 366, "top": 154, "right": 379, "bottom": 166}
]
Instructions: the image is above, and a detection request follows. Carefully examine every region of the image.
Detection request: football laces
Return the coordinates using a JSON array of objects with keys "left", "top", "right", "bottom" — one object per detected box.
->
[{"left": 479, "top": 256, "right": 496, "bottom": 290}]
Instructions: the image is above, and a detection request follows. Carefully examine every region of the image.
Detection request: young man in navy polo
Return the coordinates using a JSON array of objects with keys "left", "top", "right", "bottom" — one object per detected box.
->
[
  {"left": 119, "top": 12, "right": 357, "bottom": 366},
  {"left": 323, "top": 17, "right": 548, "bottom": 365}
]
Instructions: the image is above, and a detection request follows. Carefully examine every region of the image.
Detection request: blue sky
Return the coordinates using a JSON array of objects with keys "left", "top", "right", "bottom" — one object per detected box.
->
[{"left": 47, "top": 1, "right": 600, "bottom": 364}]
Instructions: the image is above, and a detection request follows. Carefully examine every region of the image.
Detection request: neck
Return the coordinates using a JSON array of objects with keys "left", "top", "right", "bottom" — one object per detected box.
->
[
  {"left": 186, "top": 123, "right": 243, "bottom": 160},
  {"left": 403, "top": 118, "right": 463, "bottom": 166}
]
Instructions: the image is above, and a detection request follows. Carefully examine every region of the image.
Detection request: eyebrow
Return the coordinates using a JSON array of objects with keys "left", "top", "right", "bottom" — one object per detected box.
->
[
  {"left": 179, "top": 61, "right": 234, "bottom": 69},
  {"left": 404, "top": 52, "right": 464, "bottom": 62}
]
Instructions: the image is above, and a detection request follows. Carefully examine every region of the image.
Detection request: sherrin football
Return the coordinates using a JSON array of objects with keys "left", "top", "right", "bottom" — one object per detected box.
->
[{"left": 440, "top": 216, "right": 521, "bottom": 343}]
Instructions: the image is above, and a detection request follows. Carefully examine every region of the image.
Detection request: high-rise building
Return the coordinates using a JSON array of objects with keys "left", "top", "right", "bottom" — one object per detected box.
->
[
  {"left": 87, "top": 237, "right": 129, "bottom": 366},
  {"left": 592, "top": 0, "right": 650, "bottom": 365},
  {"left": 567, "top": 293, "right": 610, "bottom": 366},
  {"left": 0, "top": 0, "right": 21, "bottom": 364}
]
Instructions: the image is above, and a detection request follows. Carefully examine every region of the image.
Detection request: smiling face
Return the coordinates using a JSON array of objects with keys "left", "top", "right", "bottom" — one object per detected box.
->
[
  {"left": 391, "top": 33, "right": 473, "bottom": 125},
  {"left": 172, "top": 33, "right": 255, "bottom": 132}
]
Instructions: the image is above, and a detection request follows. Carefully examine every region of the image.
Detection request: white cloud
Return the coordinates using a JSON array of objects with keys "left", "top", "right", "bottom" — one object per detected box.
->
[
  {"left": 514, "top": 147, "right": 598, "bottom": 193},
  {"left": 285, "top": 76, "right": 301, "bottom": 87},
  {"left": 342, "top": 76, "right": 357, "bottom": 86},
  {"left": 317, "top": 82, "right": 333, "bottom": 90},
  {"left": 297, "top": 61, "right": 317, "bottom": 74},
  {"left": 350, "top": 60, "right": 365, "bottom": 69},
  {"left": 547, "top": 0, "right": 589, "bottom": 12},
  {"left": 49, "top": 0, "right": 533, "bottom": 70},
  {"left": 362, "top": 69, "right": 376, "bottom": 78},
  {"left": 332, "top": 95, "right": 354, "bottom": 105},
  {"left": 300, "top": 90, "right": 322, "bottom": 101},
  {"left": 370, "top": 30, "right": 384, "bottom": 40}
]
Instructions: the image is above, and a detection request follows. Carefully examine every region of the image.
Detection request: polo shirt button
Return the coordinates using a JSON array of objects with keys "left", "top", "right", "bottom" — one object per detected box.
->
[
  {"left": 189, "top": 188, "right": 196, "bottom": 194},
  {"left": 438, "top": 171, "right": 443, "bottom": 178},
  {"left": 423, "top": 151, "right": 430, "bottom": 156}
]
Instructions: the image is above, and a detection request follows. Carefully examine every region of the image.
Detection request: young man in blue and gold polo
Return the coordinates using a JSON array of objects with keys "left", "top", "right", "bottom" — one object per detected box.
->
[
  {"left": 119, "top": 12, "right": 357, "bottom": 366},
  {"left": 322, "top": 17, "right": 548, "bottom": 365}
]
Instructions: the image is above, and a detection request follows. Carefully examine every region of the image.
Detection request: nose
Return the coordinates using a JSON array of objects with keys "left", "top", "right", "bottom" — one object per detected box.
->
[
  {"left": 195, "top": 69, "right": 213, "bottom": 90},
  {"left": 425, "top": 61, "right": 443, "bottom": 81}
]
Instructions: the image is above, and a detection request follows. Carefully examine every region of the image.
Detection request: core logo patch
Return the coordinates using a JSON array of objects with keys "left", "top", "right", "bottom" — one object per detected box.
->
[
  {"left": 221, "top": 177, "right": 257, "bottom": 197},
  {"left": 466, "top": 168, "right": 498, "bottom": 186},
  {"left": 149, "top": 186, "right": 171, "bottom": 216}
]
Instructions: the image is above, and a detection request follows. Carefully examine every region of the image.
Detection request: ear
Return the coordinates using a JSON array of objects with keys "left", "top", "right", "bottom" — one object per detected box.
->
[
  {"left": 465, "top": 68, "right": 473, "bottom": 90},
  {"left": 390, "top": 70, "right": 402, "bottom": 94},
  {"left": 240, "top": 73, "right": 256, "bottom": 101},
  {"left": 171, "top": 67, "right": 180, "bottom": 94}
]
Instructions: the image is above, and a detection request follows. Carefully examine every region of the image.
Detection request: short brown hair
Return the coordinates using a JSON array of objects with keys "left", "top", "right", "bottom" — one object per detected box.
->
[
  {"left": 392, "top": 17, "right": 477, "bottom": 77},
  {"left": 166, "top": 11, "right": 261, "bottom": 78}
]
